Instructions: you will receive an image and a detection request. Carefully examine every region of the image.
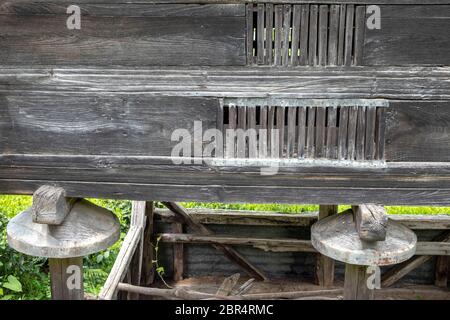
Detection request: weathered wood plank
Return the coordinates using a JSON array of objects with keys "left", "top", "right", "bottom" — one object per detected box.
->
[
  {"left": 364, "top": 5, "right": 450, "bottom": 65},
  {"left": 298, "top": 4, "right": 309, "bottom": 66},
  {"left": 0, "top": 3, "right": 245, "bottom": 16},
  {"left": 353, "top": 204, "right": 388, "bottom": 242},
  {"left": 328, "top": 5, "right": 340, "bottom": 65},
  {"left": 435, "top": 256, "right": 449, "bottom": 288},
  {"left": 344, "top": 264, "right": 374, "bottom": 300},
  {"left": 172, "top": 222, "right": 184, "bottom": 281},
  {"left": 315, "top": 205, "right": 337, "bottom": 287},
  {"left": 308, "top": 5, "right": 318, "bottom": 66},
  {"left": 318, "top": 5, "right": 328, "bottom": 66},
  {"left": 49, "top": 257, "right": 84, "bottom": 300},
  {"left": 0, "top": 14, "right": 245, "bottom": 66}
]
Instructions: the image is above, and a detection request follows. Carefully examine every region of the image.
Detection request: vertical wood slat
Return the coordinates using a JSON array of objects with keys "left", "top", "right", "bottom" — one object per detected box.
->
[
  {"left": 291, "top": 5, "right": 301, "bottom": 66},
  {"left": 365, "top": 106, "right": 377, "bottom": 160},
  {"left": 307, "top": 106, "right": 316, "bottom": 158},
  {"left": 338, "top": 106, "right": 349, "bottom": 160},
  {"left": 286, "top": 107, "right": 297, "bottom": 157},
  {"left": 337, "top": 4, "right": 346, "bottom": 65},
  {"left": 259, "top": 106, "right": 268, "bottom": 158},
  {"left": 344, "top": 4, "right": 355, "bottom": 66},
  {"left": 299, "top": 4, "right": 310, "bottom": 66},
  {"left": 347, "top": 106, "right": 358, "bottom": 160},
  {"left": 354, "top": 5, "right": 366, "bottom": 65},
  {"left": 247, "top": 107, "right": 257, "bottom": 158},
  {"left": 172, "top": 222, "right": 184, "bottom": 282},
  {"left": 246, "top": 4, "right": 254, "bottom": 65},
  {"left": 297, "top": 106, "right": 306, "bottom": 158},
  {"left": 276, "top": 106, "right": 285, "bottom": 157},
  {"left": 49, "top": 257, "right": 84, "bottom": 300},
  {"left": 226, "top": 105, "right": 237, "bottom": 158},
  {"left": 435, "top": 256, "right": 449, "bottom": 288},
  {"left": 308, "top": 5, "right": 319, "bottom": 66},
  {"left": 237, "top": 106, "right": 247, "bottom": 158},
  {"left": 274, "top": 5, "right": 283, "bottom": 66},
  {"left": 376, "top": 107, "right": 386, "bottom": 160},
  {"left": 141, "top": 202, "right": 155, "bottom": 286},
  {"left": 355, "top": 106, "right": 366, "bottom": 160},
  {"left": 328, "top": 5, "right": 340, "bottom": 65},
  {"left": 268, "top": 105, "right": 276, "bottom": 158},
  {"left": 315, "top": 205, "right": 338, "bottom": 287},
  {"left": 318, "top": 5, "right": 328, "bottom": 66},
  {"left": 326, "top": 106, "right": 338, "bottom": 159},
  {"left": 282, "top": 5, "right": 292, "bottom": 66},
  {"left": 315, "top": 107, "right": 326, "bottom": 158},
  {"left": 265, "top": 4, "right": 274, "bottom": 65},
  {"left": 257, "top": 4, "right": 265, "bottom": 65}
]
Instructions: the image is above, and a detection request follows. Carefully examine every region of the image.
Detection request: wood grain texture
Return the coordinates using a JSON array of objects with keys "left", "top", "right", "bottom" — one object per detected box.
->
[
  {"left": 344, "top": 264, "right": 374, "bottom": 300},
  {"left": 0, "top": 11, "right": 245, "bottom": 66},
  {"left": 49, "top": 257, "right": 84, "bottom": 300},
  {"left": 364, "top": 5, "right": 450, "bottom": 65},
  {"left": 3, "top": 0, "right": 450, "bottom": 4}
]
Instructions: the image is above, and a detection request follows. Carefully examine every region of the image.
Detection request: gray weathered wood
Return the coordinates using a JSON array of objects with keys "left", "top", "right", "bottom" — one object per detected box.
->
[
  {"left": 8, "top": 199, "right": 120, "bottom": 258},
  {"left": 315, "top": 205, "right": 337, "bottom": 287},
  {"left": 31, "top": 185, "right": 76, "bottom": 225},
  {"left": 49, "top": 257, "right": 84, "bottom": 300},
  {"left": 353, "top": 204, "right": 388, "bottom": 242},
  {"left": 311, "top": 210, "right": 417, "bottom": 266},
  {"left": 298, "top": 4, "right": 309, "bottom": 65},
  {"left": 327, "top": 5, "right": 340, "bottom": 65},
  {"left": 216, "top": 273, "right": 240, "bottom": 296},
  {"left": 344, "top": 264, "right": 374, "bottom": 300},
  {"left": 308, "top": 5, "right": 318, "bottom": 66},
  {"left": 173, "top": 222, "right": 184, "bottom": 281},
  {"left": 435, "top": 256, "right": 449, "bottom": 288},
  {"left": 318, "top": 5, "right": 328, "bottom": 66},
  {"left": 0, "top": 13, "right": 245, "bottom": 66}
]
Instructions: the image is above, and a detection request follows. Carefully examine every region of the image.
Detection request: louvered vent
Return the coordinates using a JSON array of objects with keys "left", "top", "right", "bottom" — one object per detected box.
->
[
  {"left": 217, "top": 99, "right": 388, "bottom": 161},
  {"left": 247, "top": 3, "right": 366, "bottom": 66}
]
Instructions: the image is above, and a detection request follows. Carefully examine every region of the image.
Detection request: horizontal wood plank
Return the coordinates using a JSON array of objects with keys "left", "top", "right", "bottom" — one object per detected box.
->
[
  {"left": 364, "top": 5, "right": 450, "bottom": 65},
  {"left": 0, "top": 14, "right": 245, "bottom": 66}
]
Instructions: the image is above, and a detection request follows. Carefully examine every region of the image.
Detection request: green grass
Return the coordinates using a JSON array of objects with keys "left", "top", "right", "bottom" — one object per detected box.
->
[{"left": 1, "top": 194, "right": 450, "bottom": 300}]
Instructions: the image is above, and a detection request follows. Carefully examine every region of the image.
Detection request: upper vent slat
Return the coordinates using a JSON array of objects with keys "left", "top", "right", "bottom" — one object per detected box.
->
[{"left": 247, "top": 3, "right": 366, "bottom": 66}]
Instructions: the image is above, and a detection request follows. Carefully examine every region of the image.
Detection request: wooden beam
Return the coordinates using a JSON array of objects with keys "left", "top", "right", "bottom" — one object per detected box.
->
[
  {"left": 344, "top": 264, "right": 374, "bottom": 300},
  {"left": 352, "top": 204, "right": 388, "bottom": 242},
  {"left": 315, "top": 205, "right": 337, "bottom": 287},
  {"left": 155, "top": 208, "right": 450, "bottom": 230},
  {"left": 49, "top": 257, "right": 84, "bottom": 300},
  {"left": 31, "top": 185, "right": 77, "bottom": 225},
  {"left": 382, "top": 231, "right": 450, "bottom": 288},
  {"left": 159, "top": 233, "right": 316, "bottom": 252},
  {"left": 99, "top": 226, "right": 142, "bottom": 300},
  {"left": 435, "top": 256, "right": 449, "bottom": 288},
  {"left": 172, "top": 222, "right": 184, "bottom": 281},
  {"left": 162, "top": 202, "right": 268, "bottom": 281},
  {"left": 141, "top": 201, "right": 155, "bottom": 286}
]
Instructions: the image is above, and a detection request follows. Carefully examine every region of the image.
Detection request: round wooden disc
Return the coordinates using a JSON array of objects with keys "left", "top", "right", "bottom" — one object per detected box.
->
[
  {"left": 311, "top": 211, "right": 417, "bottom": 266},
  {"left": 7, "top": 199, "right": 120, "bottom": 258}
]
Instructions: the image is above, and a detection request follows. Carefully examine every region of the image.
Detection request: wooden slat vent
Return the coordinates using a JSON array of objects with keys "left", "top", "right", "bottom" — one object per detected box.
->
[
  {"left": 218, "top": 99, "right": 387, "bottom": 161},
  {"left": 247, "top": 3, "right": 366, "bottom": 66}
]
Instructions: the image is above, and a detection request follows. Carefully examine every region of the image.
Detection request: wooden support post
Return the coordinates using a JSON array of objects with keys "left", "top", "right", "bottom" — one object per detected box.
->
[
  {"left": 162, "top": 202, "right": 268, "bottom": 281},
  {"left": 173, "top": 222, "right": 184, "bottom": 281},
  {"left": 315, "top": 205, "right": 337, "bottom": 287},
  {"left": 49, "top": 257, "right": 84, "bottom": 300},
  {"left": 141, "top": 201, "right": 155, "bottom": 286},
  {"left": 434, "top": 256, "right": 449, "bottom": 288},
  {"left": 344, "top": 264, "right": 374, "bottom": 300}
]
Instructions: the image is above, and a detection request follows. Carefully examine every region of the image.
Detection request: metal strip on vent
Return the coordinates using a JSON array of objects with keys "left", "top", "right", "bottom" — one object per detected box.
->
[
  {"left": 217, "top": 98, "right": 388, "bottom": 161},
  {"left": 247, "top": 3, "right": 366, "bottom": 66}
]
